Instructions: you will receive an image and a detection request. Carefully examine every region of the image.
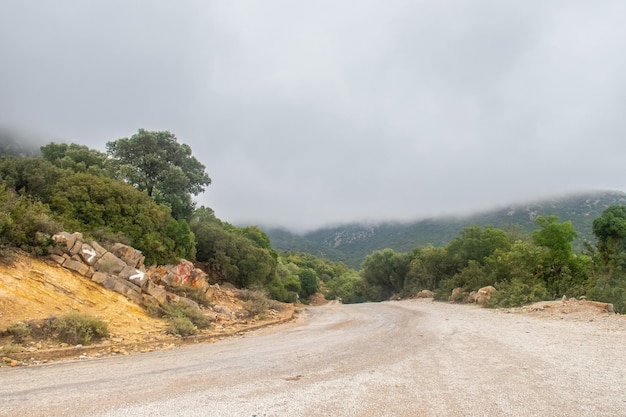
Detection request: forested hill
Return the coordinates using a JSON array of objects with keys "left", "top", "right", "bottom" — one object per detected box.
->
[{"left": 265, "top": 191, "right": 626, "bottom": 269}]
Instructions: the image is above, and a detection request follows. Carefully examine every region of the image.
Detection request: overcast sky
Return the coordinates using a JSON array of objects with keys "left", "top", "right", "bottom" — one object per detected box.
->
[{"left": 1, "top": 1, "right": 626, "bottom": 232}]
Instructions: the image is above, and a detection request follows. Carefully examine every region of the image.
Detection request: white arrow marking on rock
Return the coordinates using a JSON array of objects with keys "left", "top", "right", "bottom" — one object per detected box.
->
[
  {"left": 129, "top": 269, "right": 145, "bottom": 281},
  {"left": 82, "top": 248, "right": 96, "bottom": 262}
]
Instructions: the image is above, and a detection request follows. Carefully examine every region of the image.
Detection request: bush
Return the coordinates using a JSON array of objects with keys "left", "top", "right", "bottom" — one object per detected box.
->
[
  {"left": 146, "top": 301, "right": 212, "bottom": 334},
  {"left": 6, "top": 322, "right": 32, "bottom": 344},
  {"left": 1, "top": 344, "right": 23, "bottom": 355},
  {"left": 52, "top": 312, "right": 108, "bottom": 345},
  {"left": 236, "top": 289, "right": 272, "bottom": 316},
  {"left": 487, "top": 279, "right": 548, "bottom": 308},
  {"left": 166, "top": 316, "right": 197, "bottom": 336}
]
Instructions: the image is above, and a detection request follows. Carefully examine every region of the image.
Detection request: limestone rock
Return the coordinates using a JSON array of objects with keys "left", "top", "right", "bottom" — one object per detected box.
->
[
  {"left": 475, "top": 286, "right": 497, "bottom": 305},
  {"left": 150, "top": 260, "right": 207, "bottom": 289},
  {"left": 110, "top": 243, "right": 144, "bottom": 269},
  {"left": 144, "top": 280, "right": 167, "bottom": 304},
  {"left": 79, "top": 243, "right": 100, "bottom": 265},
  {"left": 49, "top": 254, "right": 66, "bottom": 265},
  {"left": 416, "top": 289, "right": 434, "bottom": 299},
  {"left": 63, "top": 259, "right": 90, "bottom": 276},
  {"left": 449, "top": 287, "right": 467, "bottom": 303},
  {"left": 52, "top": 232, "right": 75, "bottom": 250},
  {"left": 95, "top": 252, "right": 127, "bottom": 275}
]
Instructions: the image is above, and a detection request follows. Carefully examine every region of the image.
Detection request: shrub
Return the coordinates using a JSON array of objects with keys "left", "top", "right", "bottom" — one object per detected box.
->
[
  {"left": 237, "top": 289, "right": 271, "bottom": 316},
  {"left": 1, "top": 344, "right": 23, "bottom": 355},
  {"left": 146, "top": 301, "right": 212, "bottom": 334},
  {"left": 166, "top": 316, "right": 197, "bottom": 336},
  {"left": 6, "top": 321, "right": 32, "bottom": 344},
  {"left": 487, "top": 279, "right": 548, "bottom": 308},
  {"left": 52, "top": 312, "right": 108, "bottom": 345}
]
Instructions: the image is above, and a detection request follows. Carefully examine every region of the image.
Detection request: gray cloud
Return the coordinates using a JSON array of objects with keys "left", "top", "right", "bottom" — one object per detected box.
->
[{"left": 2, "top": 1, "right": 626, "bottom": 231}]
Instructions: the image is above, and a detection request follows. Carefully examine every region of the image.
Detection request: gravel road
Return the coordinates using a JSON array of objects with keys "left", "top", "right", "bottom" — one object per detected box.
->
[{"left": 1, "top": 299, "right": 625, "bottom": 416}]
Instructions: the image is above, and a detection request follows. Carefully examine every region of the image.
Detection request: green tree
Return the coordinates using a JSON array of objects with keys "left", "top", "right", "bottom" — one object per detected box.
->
[
  {"left": 40, "top": 142, "right": 109, "bottom": 175},
  {"left": 298, "top": 268, "right": 319, "bottom": 298},
  {"left": 592, "top": 205, "right": 626, "bottom": 265},
  {"left": 361, "top": 248, "right": 410, "bottom": 300},
  {"left": 106, "top": 129, "right": 211, "bottom": 219},
  {"left": 190, "top": 208, "right": 276, "bottom": 289},
  {"left": 532, "top": 215, "right": 580, "bottom": 296},
  {"left": 445, "top": 225, "right": 511, "bottom": 270}
]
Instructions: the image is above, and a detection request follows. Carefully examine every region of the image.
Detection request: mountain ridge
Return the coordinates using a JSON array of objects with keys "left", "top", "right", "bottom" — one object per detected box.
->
[{"left": 265, "top": 190, "right": 626, "bottom": 268}]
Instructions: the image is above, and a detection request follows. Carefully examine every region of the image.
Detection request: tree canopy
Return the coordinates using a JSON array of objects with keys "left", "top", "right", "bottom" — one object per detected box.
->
[{"left": 106, "top": 129, "right": 211, "bottom": 220}]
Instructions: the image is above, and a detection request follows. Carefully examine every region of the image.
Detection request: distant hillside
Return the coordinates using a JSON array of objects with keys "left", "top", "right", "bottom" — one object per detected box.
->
[{"left": 265, "top": 191, "right": 626, "bottom": 268}]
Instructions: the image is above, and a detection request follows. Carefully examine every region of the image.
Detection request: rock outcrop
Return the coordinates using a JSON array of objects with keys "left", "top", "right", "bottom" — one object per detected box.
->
[{"left": 51, "top": 232, "right": 204, "bottom": 308}]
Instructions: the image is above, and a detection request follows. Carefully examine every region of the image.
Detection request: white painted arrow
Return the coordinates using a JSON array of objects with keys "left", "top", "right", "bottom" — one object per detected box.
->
[
  {"left": 129, "top": 269, "right": 145, "bottom": 281},
  {"left": 82, "top": 248, "right": 96, "bottom": 262}
]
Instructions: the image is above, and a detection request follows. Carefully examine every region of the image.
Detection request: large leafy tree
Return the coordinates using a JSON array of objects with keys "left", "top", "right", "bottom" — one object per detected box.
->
[
  {"left": 592, "top": 205, "right": 626, "bottom": 265},
  {"left": 106, "top": 129, "right": 211, "bottom": 220}
]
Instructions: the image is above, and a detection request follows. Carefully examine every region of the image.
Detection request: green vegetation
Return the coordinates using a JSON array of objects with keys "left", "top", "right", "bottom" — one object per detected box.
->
[
  {"left": 2, "top": 129, "right": 625, "bottom": 314},
  {"left": 52, "top": 313, "right": 109, "bottom": 345},
  {"left": 106, "top": 129, "right": 211, "bottom": 220},
  {"left": 147, "top": 301, "right": 212, "bottom": 336},
  {"left": 267, "top": 191, "right": 626, "bottom": 268}
]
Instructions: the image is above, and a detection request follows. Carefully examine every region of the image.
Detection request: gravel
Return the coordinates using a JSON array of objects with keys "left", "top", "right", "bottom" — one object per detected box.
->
[{"left": 1, "top": 299, "right": 625, "bottom": 416}]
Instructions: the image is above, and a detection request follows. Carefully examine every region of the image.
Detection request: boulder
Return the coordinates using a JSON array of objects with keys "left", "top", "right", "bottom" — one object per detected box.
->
[
  {"left": 449, "top": 287, "right": 466, "bottom": 303},
  {"left": 149, "top": 260, "right": 208, "bottom": 289},
  {"left": 89, "top": 241, "right": 108, "bottom": 258},
  {"left": 110, "top": 243, "right": 145, "bottom": 269},
  {"left": 52, "top": 232, "right": 76, "bottom": 251},
  {"left": 112, "top": 279, "right": 143, "bottom": 304},
  {"left": 49, "top": 254, "right": 66, "bottom": 265},
  {"left": 583, "top": 300, "right": 615, "bottom": 314},
  {"left": 79, "top": 243, "right": 100, "bottom": 265},
  {"left": 94, "top": 252, "right": 127, "bottom": 275},
  {"left": 416, "top": 289, "right": 434, "bottom": 299},
  {"left": 475, "top": 286, "right": 497, "bottom": 305},
  {"left": 91, "top": 271, "right": 109, "bottom": 285},
  {"left": 144, "top": 280, "right": 168, "bottom": 304},
  {"left": 119, "top": 265, "right": 148, "bottom": 286},
  {"left": 63, "top": 259, "right": 90, "bottom": 276}
]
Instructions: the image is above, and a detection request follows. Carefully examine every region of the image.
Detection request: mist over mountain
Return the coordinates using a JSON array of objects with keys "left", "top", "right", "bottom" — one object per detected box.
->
[
  {"left": 0, "top": 128, "right": 45, "bottom": 157},
  {"left": 265, "top": 191, "right": 626, "bottom": 268}
]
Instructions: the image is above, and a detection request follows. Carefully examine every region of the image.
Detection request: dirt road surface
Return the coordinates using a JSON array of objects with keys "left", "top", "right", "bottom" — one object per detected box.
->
[{"left": 1, "top": 299, "right": 625, "bottom": 417}]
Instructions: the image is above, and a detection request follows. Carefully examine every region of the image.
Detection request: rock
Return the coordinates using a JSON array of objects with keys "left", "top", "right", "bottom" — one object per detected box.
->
[
  {"left": 110, "top": 243, "right": 145, "bottom": 269},
  {"left": 416, "top": 290, "right": 434, "bottom": 299},
  {"left": 150, "top": 260, "right": 208, "bottom": 289},
  {"left": 52, "top": 232, "right": 77, "bottom": 251},
  {"left": 89, "top": 241, "right": 108, "bottom": 258},
  {"left": 449, "top": 287, "right": 466, "bottom": 303},
  {"left": 91, "top": 271, "right": 109, "bottom": 285},
  {"left": 69, "top": 235, "right": 85, "bottom": 256},
  {"left": 119, "top": 265, "right": 148, "bottom": 286},
  {"left": 144, "top": 280, "right": 167, "bottom": 304},
  {"left": 583, "top": 300, "right": 615, "bottom": 314},
  {"left": 63, "top": 259, "right": 90, "bottom": 276},
  {"left": 49, "top": 254, "right": 66, "bottom": 265},
  {"left": 94, "top": 252, "right": 127, "bottom": 275},
  {"left": 112, "top": 279, "right": 143, "bottom": 304},
  {"left": 467, "top": 291, "right": 477, "bottom": 303},
  {"left": 475, "top": 286, "right": 497, "bottom": 305},
  {"left": 79, "top": 243, "right": 100, "bottom": 265},
  {"left": 213, "top": 305, "right": 232, "bottom": 317}
]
